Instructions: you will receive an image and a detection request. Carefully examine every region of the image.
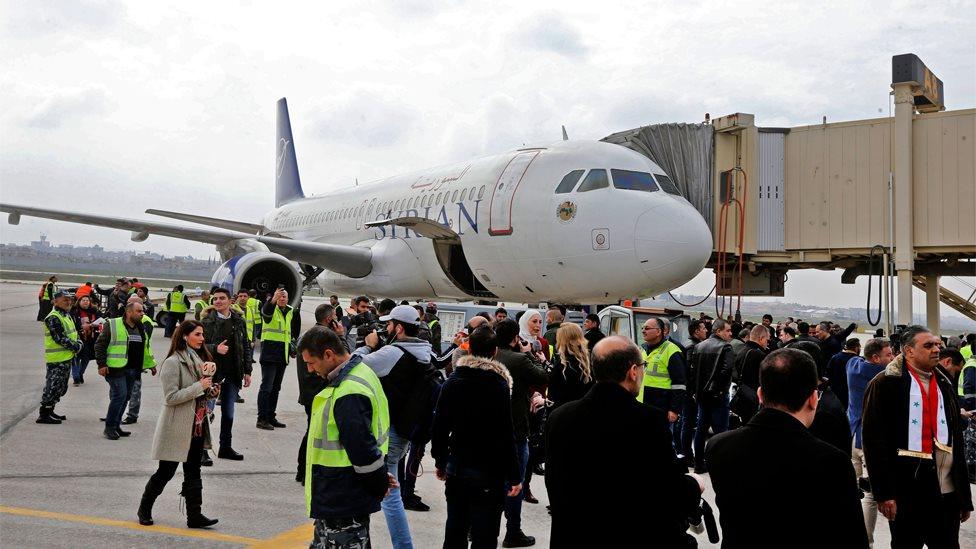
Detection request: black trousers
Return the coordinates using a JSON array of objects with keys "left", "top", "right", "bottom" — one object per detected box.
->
[
  {"left": 298, "top": 403, "right": 313, "bottom": 479},
  {"left": 890, "top": 461, "right": 962, "bottom": 549},
  {"left": 150, "top": 436, "right": 205, "bottom": 486},
  {"left": 443, "top": 474, "right": 506, "bottom": 549}
]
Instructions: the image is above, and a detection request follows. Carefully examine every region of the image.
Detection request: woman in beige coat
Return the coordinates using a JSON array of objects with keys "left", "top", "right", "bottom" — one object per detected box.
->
[{"left": 137, "top": 320, "right": 219, "bottom": 528}]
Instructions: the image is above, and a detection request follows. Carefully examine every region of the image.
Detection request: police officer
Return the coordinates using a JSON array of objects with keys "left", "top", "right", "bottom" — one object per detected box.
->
[
  {"left": 36, "top": 291, "right": 82, "bottom": 424},
  {"left": 636, "top": 318, "right": 687, "bottom": 426},
  {"left": 163, "top": 285, "right": 190, "bottom": 338},
  {"left": 300, "top": 326, "right": 396, "bottom": 548},
  {"left": 95, "top": 300, "right": 157, "bottom": 440},
  {"left": 257, "top": 287, "right": 298, "bottom": 430}
]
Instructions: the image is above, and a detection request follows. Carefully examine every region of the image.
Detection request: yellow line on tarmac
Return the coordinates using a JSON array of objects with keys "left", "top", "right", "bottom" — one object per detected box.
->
[
  {"left": 248, "top": 522, "right": 313, "bottom": 548},
  {"left": 0, "top": 505, "right": 260, "bottom": 545}
]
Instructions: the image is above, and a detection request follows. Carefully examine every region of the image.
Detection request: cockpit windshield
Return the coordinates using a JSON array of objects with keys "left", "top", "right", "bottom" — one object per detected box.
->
[
  {"left": 611, "top": 169, "right": 659, "bottom": 192},
  {"left": 654, "top": 173, "right": 682, "bottom": 196},
  {"left": 555, "top": 170, "right": 584, "bottom": 194}
]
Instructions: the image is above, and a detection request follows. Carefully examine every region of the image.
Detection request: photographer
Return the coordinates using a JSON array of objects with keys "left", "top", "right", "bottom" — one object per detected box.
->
[
  {"left": 355, "top": 305, "right": 439, "bottom": 548},
  {"left": 346, "top": 296, "right": 388, "bottom": 351}
]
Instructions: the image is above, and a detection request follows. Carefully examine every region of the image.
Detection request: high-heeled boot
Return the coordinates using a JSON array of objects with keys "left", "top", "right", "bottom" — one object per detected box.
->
[
  {"left": 137, "top": 475, "right": 167, "bottom": 525},
  {"left": 180, "top": 479, "right": 218, "bottom": 528}
]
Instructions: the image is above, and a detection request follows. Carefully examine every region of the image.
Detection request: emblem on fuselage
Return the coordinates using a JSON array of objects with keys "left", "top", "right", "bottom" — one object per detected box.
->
[{"left": 556, "top": 201, "right": 577, "bottom": 223}]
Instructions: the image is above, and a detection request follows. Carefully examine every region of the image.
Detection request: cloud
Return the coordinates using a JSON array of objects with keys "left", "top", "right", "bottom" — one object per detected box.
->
[
  {"left": 307, "top": 89, "right": 419, "bottom": 148},
  {"left": 3, "top": 0, "right": 125, "bottom": 38},
  {"left": 514, "top": 12, "right": 588, "bottom": 58},
  {"left": 22, "top": 88, "right": 114, "bottom": 129}
]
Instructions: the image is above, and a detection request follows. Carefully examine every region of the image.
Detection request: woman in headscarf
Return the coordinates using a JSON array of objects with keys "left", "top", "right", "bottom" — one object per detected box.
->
[
  {"left": 517, "top": 308, "right": 550, "bottom": 505},
  {"left": 518, "top": 309, "right": 550, "bottom": 362}
]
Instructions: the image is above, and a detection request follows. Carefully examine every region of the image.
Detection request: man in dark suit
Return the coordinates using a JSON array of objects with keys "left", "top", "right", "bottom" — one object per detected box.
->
[
  {"left": 706, "top": 348, "right": 868, "bottom": 548},
  {"left": 546, "top": 336, "right": 703, "bottom": 548},
  {"left": 582, "top": 313, "right": 605, "bottom": 352}
]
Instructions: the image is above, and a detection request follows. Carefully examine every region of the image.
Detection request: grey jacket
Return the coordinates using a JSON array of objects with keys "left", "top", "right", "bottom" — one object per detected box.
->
[{"left": 150, "top": 349, "right": 212, "bottom": 462}]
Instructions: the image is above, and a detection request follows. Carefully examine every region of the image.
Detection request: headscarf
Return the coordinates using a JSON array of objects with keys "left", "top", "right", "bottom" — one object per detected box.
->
[{"left": 519, "top": 308, "right": 543, "bottom": 342}]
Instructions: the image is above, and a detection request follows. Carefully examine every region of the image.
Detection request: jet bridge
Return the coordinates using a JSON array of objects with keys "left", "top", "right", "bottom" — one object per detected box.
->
[{"left": 604, "top": 53, "right": 975, "bottom": 332}]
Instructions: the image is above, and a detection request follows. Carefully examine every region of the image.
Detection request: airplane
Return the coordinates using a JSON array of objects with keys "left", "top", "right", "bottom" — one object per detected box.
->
[{"left": 1, "top": 98, "right": 713, "bottom": 306}]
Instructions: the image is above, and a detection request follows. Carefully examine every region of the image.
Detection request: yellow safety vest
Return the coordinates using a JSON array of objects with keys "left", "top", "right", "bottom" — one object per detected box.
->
[
  {"left": 168, "top": 291, "right": 188, "bottom": 313},
  {"left": 43, "top": 309, "right": 78, "bottom": 363},
  {"left": 962, "top": 345, "right": 973, "bottom": 361},
  {"left": 247, "top": 297, "right": 263, "bottom": 327},
  {"left": 305, "top": 361, "right": 390, "bottom": 516},
  {"left": 105, "top": 317, "right": 155, "bottom": 369},
  {"left": 959, "top": 356, "right": 976, "bottom": 399},
  {"left": 263, "top": 305, "right": 294, "bottom": 359},
  {"left": 637, "top": 340, "right": 682, "bottom": 403}
]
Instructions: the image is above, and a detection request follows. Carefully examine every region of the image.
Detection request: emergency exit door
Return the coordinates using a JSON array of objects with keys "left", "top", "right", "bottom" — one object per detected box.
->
[{"left": 488, "top": 150, "right": 540, "bottom": 236}]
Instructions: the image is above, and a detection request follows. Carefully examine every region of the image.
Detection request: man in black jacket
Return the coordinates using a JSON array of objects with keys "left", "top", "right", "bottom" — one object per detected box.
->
[
  {"left": 731, "top": 325, "right": 769, "bottom": 423},
  {"left": 706, "top": 348, "right": 868, "bottom": 548},
  {"left": 201, "top": 288, "right": 252, "bottom": 460},
  {"left": 818, "top": 321, "right": 857, "bottom": 363},
  {"left": 494, "top": 319, "right": 548, "bottom": 548},
  {"left": 546, "top": 336, "right": 703, "bottom": 548},
  {"left": 691, "top": 319, "right": 734, "bottom": 474},
  {"left": 582, "top": 313, "right": 605, "bottom": 352},
  {"left": 862, "top": 326, "right": 973, "bottom": 547},
  {"left": 432, "top": 326, "right": 521, "bottom": 548}
]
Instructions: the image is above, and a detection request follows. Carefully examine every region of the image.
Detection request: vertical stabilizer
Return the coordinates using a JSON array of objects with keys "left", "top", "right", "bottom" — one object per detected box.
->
[{"left": 275, "top": 98, "right": 305, "bottom": 207}]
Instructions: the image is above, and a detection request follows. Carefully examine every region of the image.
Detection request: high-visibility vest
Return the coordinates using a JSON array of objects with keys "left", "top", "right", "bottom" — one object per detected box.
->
[
  {"left": 247, "top": 298, "right": 263, "bottom": 327},
  {"left": 305, "top": 361, "right": 389, "bottom": 516},
  {"left": 637, "top": 340, "right": 682, "bottom": 403},
  {"left": 168, "top": 291, "right": 188, "bottom": 313},
  {"left": 428, "top": 319, "right": 438, "bottom": 329},
  {"left": 959, "top": 356, "right": 976, "bottom": 399},
  {"left": 962, "top": 345, "right": 973, "bottom": 361},
  {"left": 43, "top": 309, "right": 78, "bottom": 363},
  {"left": 105, "top": 317, "right": 155, "bottom": 369},
  {"left": 38, "top": 282, "right": 57, "bottom": 301},
  {"left": 263, "top": 305, "right": 294, "bottom": 359}
]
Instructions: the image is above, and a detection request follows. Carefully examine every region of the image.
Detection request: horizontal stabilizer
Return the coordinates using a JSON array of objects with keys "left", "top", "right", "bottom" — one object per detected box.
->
[{"left": 146, "top": 209, "right": 267, "bottom": 234}]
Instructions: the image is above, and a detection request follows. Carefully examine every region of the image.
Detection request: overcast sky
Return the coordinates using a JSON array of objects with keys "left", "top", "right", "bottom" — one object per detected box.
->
[{"left": 1, "top": 1, "right": 973, "bottom": 318}]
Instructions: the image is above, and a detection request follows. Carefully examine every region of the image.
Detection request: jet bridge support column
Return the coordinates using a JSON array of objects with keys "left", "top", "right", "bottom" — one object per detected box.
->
[
  {"left": 892, "top": 82, "right": 915, "bottom": 326},
  {"left": 925, "top": 275, "right": 940, "bottom": 335}
]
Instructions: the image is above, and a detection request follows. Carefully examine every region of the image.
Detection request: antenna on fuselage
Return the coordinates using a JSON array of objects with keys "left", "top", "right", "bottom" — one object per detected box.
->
[
  {"left": 561, "top": 125, "right": 569, "bottom": 141},
  {"left": 355, "top": 178, "right": 359, "bottom": 187}
]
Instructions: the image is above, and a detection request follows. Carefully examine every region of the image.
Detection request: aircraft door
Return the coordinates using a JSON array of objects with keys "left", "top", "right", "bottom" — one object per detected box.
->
[{"left": 488, "top": 151, "right": 540, "bottom": 236}]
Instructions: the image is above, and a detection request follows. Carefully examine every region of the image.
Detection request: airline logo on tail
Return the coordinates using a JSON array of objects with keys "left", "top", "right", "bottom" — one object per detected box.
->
[{"left": 276, "top": 138, "right": 292, "bottom": 180}]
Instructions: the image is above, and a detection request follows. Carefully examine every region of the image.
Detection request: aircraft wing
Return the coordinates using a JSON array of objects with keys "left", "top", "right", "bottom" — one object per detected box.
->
[{"left": 0, "top": 203, "right": 372, "bottom": 278}]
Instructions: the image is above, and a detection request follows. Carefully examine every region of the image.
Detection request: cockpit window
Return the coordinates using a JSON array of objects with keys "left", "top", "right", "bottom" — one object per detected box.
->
[
  {"left": 654, "top": 173, "right": 682, "bottom": 195},
  {"left": 577, "top": 169, "right": 609, "bottom": 192},
  {"left": 611, "top": 169, "right": 659, "bottom": 192},
  {"left": 555, "top": 170, "right": 584, "bottom": 194}
]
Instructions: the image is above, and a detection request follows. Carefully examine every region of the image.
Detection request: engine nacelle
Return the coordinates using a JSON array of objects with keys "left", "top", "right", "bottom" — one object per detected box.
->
[{"left": 211, "top": 252, "right": 303, "bottom": 306}]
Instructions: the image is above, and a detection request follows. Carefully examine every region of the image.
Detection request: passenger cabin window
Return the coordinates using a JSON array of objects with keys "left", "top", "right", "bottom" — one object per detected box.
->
[
  {"left": 577, "top": 169, "right": 609, "bottom": 192},
  {"left": 555, "top": 169, "right": 584, "bottom": 194},
  {"left": 611, "top": 169, "right": 658, "bottom": 192},
  {"left": 654, "top": 173, "right": 682, "bottom": 195}
]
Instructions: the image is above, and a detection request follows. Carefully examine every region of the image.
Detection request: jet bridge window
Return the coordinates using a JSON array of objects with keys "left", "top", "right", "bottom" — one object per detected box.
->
[
  {"left": 611, "top": 169, "right": 659, "bottom": 192},
  {"left": 555, "top": 169, "right": 584, "bottom": 194},
  {"left": 577, "top": 169, "right": 609, "bottom": 192},
  {"left": 654, "top": 173, "right": 682, "bottom": 195}
]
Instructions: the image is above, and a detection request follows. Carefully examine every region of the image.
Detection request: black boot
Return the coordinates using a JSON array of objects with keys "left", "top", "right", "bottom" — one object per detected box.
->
[
  {"left": 181, "top": 479, "right": 218, "bottom": 528},
  {"left": 138, "top": 475, "right": 166, "bottom": 526},
  {"left": 36, "top": 406, "right": 61, "bottom": 424}
]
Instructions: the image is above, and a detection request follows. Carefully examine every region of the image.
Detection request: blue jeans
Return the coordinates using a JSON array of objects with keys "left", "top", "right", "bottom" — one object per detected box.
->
[
  {"left": 105, "top": 370, "right": 139, "bottom": 430},
  {"left": 503, "top": 438, "right": 530, "bottom": 532},
  {"left": 125, "top": 376, "right": 142, "bottom": 420},
  {"left": 71, "top": 348, "right": 92, "bottom": 383},
  {"left": 381, "top": 427, "right": 413, "bottom": 548},
  {"left": 218, "top": 380, "right": 240, "bottom": 448},
  {"left": 694, "top": 394, "right": 730, "bottom": 470}
]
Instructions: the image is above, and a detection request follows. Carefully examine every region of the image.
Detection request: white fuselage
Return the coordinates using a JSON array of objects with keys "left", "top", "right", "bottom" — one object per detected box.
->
[{"left": 258, "top": 140, "right": 712, "bottom": 303}]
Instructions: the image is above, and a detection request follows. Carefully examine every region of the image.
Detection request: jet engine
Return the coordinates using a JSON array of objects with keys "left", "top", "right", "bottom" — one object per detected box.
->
[{"left": 211, "top": 252, "right": 303, "bottom": 306}]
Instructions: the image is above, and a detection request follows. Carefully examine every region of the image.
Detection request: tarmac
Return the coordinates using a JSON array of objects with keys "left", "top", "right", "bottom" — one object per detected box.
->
[{"left": 0, "top": 282, "right": 969, "bottom": 548}]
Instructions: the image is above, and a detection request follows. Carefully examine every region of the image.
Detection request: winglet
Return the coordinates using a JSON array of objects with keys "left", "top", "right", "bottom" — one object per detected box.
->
[{"left": 275, "top": 98, "right": 305, "bottom": 207}]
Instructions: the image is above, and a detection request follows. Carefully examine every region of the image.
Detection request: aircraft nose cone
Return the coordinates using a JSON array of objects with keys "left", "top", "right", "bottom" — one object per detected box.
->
[{"left": 634, "top": 199, "right": 712, "bottom": 291}]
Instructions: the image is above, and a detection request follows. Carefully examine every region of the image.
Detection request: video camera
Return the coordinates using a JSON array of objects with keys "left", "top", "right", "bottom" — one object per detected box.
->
[{"left": 349, "top": 311, "right": 389, "bottom": 349}]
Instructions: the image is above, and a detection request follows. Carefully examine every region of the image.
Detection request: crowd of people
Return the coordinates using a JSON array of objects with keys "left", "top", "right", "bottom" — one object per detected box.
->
[{"left": 34, "top": 275, "right": 976, "bottom": 547}]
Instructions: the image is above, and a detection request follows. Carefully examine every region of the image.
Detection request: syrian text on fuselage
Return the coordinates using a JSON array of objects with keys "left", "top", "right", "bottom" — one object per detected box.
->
[{"left": 372, "top": 200, "right": 481, "bottom": 240}]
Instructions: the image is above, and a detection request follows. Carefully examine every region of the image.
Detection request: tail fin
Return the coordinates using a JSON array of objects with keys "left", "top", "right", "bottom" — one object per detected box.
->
[{"left": 275, "top": 98, "right": 305, "bottom": 207}]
